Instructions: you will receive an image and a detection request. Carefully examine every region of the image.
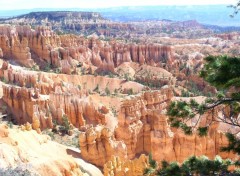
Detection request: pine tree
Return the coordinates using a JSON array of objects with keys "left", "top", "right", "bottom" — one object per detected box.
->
[
  {"left": 156, "top": 155, "right": 235, "bottom": 176},
  {"left": 167, "top": 55, "right": 240, "bottom": 154}
]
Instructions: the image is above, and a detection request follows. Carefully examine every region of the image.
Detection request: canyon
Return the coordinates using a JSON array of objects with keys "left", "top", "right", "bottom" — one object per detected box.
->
[{"left": 0, "top": 10, "right": 239, "bottom": 176}]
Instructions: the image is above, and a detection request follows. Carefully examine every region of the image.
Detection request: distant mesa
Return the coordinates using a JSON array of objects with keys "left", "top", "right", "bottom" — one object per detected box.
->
[{"left": 14, "top": 11, "right": 105, "bottom": 21}]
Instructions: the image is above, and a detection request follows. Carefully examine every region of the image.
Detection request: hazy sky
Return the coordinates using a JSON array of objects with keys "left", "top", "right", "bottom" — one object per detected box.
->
[{"left": 0, "top": 0, "right": 238, "bottom": 10}]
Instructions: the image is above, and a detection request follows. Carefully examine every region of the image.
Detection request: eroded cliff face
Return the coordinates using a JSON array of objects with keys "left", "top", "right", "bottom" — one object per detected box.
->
[
  {"left": 0, "top": 25, "right": 34, "bottom": 67},
  {"left": 0, "top": 60, "right": 146, "bottom": 131},
  {"left": 0, "top": 24, "right": 215, "bottom": 96},
  {"left": 79, "top": 125, "right": 127, "bottom": 167},
  {"left": 0, "top": 25, "right": 174, "bottom": 74},
  {"left": 0, "top": 61, "right": 236, "bottom": 169},
  {"left": 115, "top": 88, "right": 174, "bottom": 160},
  {"left": 0, "top": 23, "right": 239, "bottom": 176},
  {"left": 103, "top": 154, "right": 148, "bottom": 176},
  {"left": 114, "top": 88, "right": 234, "bottom": 163},
  {"left": 1, "top": 79, "right": 108, "bottom": 130},
  {"left": 76, "top": 87, "right": 235, "bottom": 168}
]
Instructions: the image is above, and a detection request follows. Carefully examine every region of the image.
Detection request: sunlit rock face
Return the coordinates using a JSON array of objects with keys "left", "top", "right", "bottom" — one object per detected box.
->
[
  {"left": 79, "top": 125, "right": 127, "bottom": 167},
  {"left": 103, "top": 154, "right": 148, "bottom": 176},
  {"left": 0, "top": 124, "right": 85, "bottom": 176},
  {"left": 0, "top": 25, "right": 174, "bottom": 75},
  {"left": 0, "top": 21, "right": 238, "bottom": 174},
  {"left": 115, "top": 88, "right": 234, "bottom": 163}
]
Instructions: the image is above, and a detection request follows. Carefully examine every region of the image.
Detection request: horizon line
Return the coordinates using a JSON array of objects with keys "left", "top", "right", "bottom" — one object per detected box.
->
[{"left": 0, "top": 4, "right": 233, "bottom": 11}]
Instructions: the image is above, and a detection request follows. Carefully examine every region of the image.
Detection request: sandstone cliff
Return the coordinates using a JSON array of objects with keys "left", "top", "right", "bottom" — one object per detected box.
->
[
  {"left": 79, "top": 125, "right": 127, "bottom": 167},
  {"left": 0, "top": 25, "right": 174, "bottom": 75},
  {"left": 76, "top": 87, "right": 236, "bottom": 168},
  {"left": 114, "top": 87, "right": 234, "bottom": 163},
  {"left": 103, "top": 155, "right": 148, "bottom": 176},
  {"left": 0, "top": 61, "right": 145, "bottom": 131},
  {"left": 0, "top": 23, "right": 239, "bottom": 175}
]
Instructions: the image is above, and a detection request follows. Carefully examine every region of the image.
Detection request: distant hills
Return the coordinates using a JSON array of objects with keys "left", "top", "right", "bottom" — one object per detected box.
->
[
  {"left": 98, "top": 5, "right": 240, "bottom": 27},
  {"left": 0, "top": 5, "right": 240, "bottom": 27},
  {"left": 10, "top": 11, "right": 104, "bottom": 21}
]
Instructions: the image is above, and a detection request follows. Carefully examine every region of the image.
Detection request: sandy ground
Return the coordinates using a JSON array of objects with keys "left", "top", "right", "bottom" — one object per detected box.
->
[
  {"left": 89, "top": 94, "right": 122, "bottom": 110},
  {"left": 0, "top": 124, "right": 103, "bottom": 176},
  {"left": 67, "top": 147, "right": 103, "bottom": 176}
]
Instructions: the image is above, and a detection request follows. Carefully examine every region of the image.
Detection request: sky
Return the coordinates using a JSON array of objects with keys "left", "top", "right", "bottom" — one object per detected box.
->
[{"left": 0, "top": 0, "right": 238, "bottom": 10}]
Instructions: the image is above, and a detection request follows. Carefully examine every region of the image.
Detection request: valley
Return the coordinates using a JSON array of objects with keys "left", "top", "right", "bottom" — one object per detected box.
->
[{"left": 0, "top": 8, "right": 239, "bottom": 176}]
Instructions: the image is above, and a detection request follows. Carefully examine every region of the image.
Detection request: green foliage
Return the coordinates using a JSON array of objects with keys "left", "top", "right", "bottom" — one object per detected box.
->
[
  {"left": 43, "top": 62, "right": 51, "bottom": 72},
  {"left": 1, "top": 77, "right": 8, "bottom": 83},
  {"left": 167, "top": 55, "right": 240, "bottom": 154},
  {"left": 62, "top": 115, "right": 70, "bottom": 130},
  {"left": 135, "top": 70, "right": 169, "bottom": 89},
  {"left": 156, "top": 155, "right": 235, "bottom": 176},
  {"left": 7, "top": 121, "right": 13, "bottom": 129},
  {"left": 59, "top": 115, "right": 71, "bottom": 134},
  {"left": 143, "top": 167, "right": 156, "bottom": 176},
  {"left": 157, "top": 161, "right": 181, "bottom": 176},
  {"left": 179, "top": 63, "right": 187, "bottom": 71},
  {"left": 230, "top": 1, "right": 240, "bottom": 17},
  {"left": 149, "top": 153, "right": 157, "bottom": 169},
  {"left": 110, "top": 106, "right": 117, "bottom": 117},
  {"left": 105, "top": 87, "right": 110, "bottom": 96},
  {"left": 185, "top": 80, "right": 204, "bottom": 96},
  {"left": 71, "top": 135, "right": 80, "bottom": 148},
  {"left": 197, "top": 127, "right": 208, "bottom": 136},
  {"left": 30, "top": 64, "right": 39, "bottom": 71},
  {"left": 144, "top": 153, "right": 158, "bottom": 176},
  {"left": 124, "top": 73, "right": 132, "bottom": 81},
  {"left": 45, "top": 130, "right": 55, "bottom": 140},
  {"left": 181, "top": 90, "right": 190, "bottom": 97},
  {"left": 108, "top": 72, "right": 114, "bottom": 78},
  {"left": 54, "top": 68, "right": 61, "bottom": 74},
  {"left": 137, "top": 79, "right": 168, "bottom": 89},
  {"left": 132, "top": 39, "right": 141, "bottom": 44},
  {"left": 127, "top": 88, "right": 134, "bottom": 95},
  {"left": 114, "top": 89, "right": 118, "bottom": 95},
  {"left": 200, "top": 55, "right": 240, "bottom": 89},
  {"left": 221, "top": 133, "right": 240, "bottom": 155},
  {"left": 98, "top": 71, "right": 115, "bottom": 78},
  {"left": 167, "top": 100, "right": 202, "bottom": 134}
]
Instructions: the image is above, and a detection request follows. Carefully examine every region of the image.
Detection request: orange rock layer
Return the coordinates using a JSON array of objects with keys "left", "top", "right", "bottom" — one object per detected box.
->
[
  {"left": 0, "top": 25, "right": 174, "bottom": 74},
  {"left": 77, "top": 87, "right": 236, "bottom": 167}
]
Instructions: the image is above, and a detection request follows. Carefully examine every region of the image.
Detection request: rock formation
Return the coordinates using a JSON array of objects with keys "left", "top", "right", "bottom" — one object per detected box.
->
[
  {"left": 0, "top": 25, "right": 174, "bottom": 75},
  {"left": 103, "top": 154, "right": 148, "bottom": 176},
  {"left": 2, "top": 85, "right": 51, "bottom": 130},
  {"left": 0, "top": 61, "right": 145, "bottom": 131},
  {"left": 1, "top": 82, "right": 110, "bottom": 130},
  {"left": 0, "top": 21, "right": 239, "bottom": 175},
  {"left": 79, "top": 125, "right": 127, "bottom": 167},
  {"left": 115, "top": 87, "right": 234, "bottom": 163},
  {"left": 115, "top": 87, "right": 174, "bottom": 160},
  {"left": 1, "top": 60, "right": 236, "bottom": 167},
  {"left": 0, "top": 25, "right": 34, "bottom": 67}
]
